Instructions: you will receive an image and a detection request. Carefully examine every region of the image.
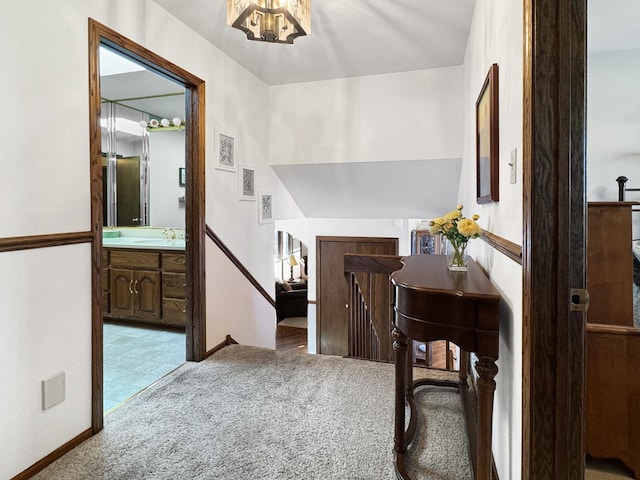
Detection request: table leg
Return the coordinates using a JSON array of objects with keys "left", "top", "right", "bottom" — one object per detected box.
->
[
  {"left": 406, "top": 338, "right": 414, "bottom": 399},
  {"left": 475, "top": 356, "right": 499, "bottom": 480},
  {"left": 393, "top": 327, "right": 408, "bottom": 454}
]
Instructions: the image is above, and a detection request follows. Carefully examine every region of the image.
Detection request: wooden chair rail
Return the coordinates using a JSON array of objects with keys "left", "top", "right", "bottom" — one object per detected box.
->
[
  {"left": 480, "top": 229, "right": 522, "bottom": 265},
  {"left": 0, "top": 231, "right": 93, "bottom": 253}
]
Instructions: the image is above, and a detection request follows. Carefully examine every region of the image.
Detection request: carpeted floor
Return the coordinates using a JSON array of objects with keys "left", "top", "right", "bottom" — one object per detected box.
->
[{"left": 34, "top": 345, "right": 471, "bottom": 480}]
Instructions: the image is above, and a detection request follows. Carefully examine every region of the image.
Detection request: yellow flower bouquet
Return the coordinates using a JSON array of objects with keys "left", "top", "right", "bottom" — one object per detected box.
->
[{"left": 429, "top": 205, "right": 481, "bottom": 271}]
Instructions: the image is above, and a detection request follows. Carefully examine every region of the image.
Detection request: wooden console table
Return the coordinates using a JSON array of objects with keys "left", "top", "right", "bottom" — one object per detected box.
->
[{"left": 390, "top": 254, "right": 500, "bottom": 480}]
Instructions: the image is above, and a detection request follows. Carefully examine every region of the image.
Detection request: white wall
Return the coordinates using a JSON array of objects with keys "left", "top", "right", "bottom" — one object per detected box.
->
[
  {"left": 461, "top": 1, "right": 524, "bottom": 479},
  {"left": 269, "top": 67, "right": 464, "bottom": 165},
  {"left": 0, "top": 245, "right": 93, "bottom": 479},
  {"left": 206, "top": 242, "right": 275, "bottom": 349},
  {"left": 0, "top": 1, "right": 276, "bottom": 477},
  {"left": 587, "top": 48, "right": 640, "bottom": 237},
  {"left": 149, "top": 129, "right": 186, "bottom": 228}
]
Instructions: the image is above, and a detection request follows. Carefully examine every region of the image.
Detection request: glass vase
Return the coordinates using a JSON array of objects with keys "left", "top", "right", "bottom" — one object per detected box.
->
[{"left": 446, "top": 239, "right": 468, "bottom": 271}]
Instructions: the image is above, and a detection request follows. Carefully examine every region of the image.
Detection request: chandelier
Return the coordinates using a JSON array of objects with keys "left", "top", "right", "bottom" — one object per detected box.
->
[{"left": 227, "top": 0, "right": 310, "bottom": 44}]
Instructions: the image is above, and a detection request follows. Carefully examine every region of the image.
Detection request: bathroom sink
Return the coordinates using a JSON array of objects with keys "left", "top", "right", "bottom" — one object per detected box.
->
[{"left": 134, "top": 238, "right": 185, "bottom": 247}]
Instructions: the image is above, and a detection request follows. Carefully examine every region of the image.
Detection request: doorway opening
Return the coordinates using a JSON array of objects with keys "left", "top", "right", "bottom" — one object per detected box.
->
[
  {"left": 274, "top": 230, "right": 308, "bottom": 353},
  {"left": 99, "top": 45, "right": 188, "bottom": 412},
  {"left": 89, "top": 18, "right": 206, "bottom": 432}
]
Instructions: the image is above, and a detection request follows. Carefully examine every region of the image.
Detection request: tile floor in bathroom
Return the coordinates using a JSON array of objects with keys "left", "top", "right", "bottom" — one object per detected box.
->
[{"left": 103, "top": 321, "right": 186, "bottom": 413}]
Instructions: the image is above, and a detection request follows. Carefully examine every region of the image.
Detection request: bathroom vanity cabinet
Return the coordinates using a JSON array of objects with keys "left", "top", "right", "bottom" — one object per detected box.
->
[{"left": 103, "top": 248, "right": 186, "bottom": 327}]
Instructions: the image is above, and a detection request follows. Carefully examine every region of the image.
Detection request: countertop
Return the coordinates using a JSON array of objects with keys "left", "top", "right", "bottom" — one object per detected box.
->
[{"left": 103, "top": 237, "right": 185, "bottom": 251}]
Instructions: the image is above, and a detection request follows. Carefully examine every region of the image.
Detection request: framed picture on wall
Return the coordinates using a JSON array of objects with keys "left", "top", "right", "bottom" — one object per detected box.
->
[
  {"left": 258, "top": 191, "right": 273, "bottom": 223},
  {"left": 178, "top": 167, "right": 186, "bottom": 186},
  {"left": 238, "top": 164, "right": 256, "bottom": 201},
  {"left": 215, "top": 129, "right": 236, "bottom": 172},
  {"left": 476, "top": 63, "right": 499, "bottom": 204}
]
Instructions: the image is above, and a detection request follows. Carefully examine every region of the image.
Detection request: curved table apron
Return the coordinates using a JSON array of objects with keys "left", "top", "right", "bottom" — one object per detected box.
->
[{"left": 390, "top": 254, "right": 500, "bottom": 480}]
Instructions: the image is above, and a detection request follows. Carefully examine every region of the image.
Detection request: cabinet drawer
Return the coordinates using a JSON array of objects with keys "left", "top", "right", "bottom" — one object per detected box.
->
[
  {"left": 162, "top": 273, "right": 186, "bottom": 298},
  {"left": 163, "top": 252, "right": 186, "bottom": 272},
  {"left": 110, "top": 250, "right": 160, "bottom": 269},
  {"left": 162, "top": 298, "right": 186, "bottom": 326}
]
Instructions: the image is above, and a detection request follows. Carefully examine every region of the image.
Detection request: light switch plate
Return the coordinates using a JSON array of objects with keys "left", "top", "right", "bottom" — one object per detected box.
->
[
  {"left": 509, "top": 149, "right": 517, "bottom": 184},
  {"left": 42, "top": 372, "right": 65, "bottom": 410}
]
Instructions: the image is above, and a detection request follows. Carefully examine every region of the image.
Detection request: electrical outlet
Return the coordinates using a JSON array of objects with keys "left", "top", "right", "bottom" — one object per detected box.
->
[{"left": 509, "top": 149, "right": 517, "bottom": 184}]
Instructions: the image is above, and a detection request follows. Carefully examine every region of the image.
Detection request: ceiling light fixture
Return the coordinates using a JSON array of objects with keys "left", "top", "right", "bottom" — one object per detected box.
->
[{"left": 227, "top": 0, "right": 310, "bottom": 44}]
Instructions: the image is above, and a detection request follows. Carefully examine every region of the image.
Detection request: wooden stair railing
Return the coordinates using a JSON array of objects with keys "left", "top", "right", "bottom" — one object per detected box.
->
[
  {"left": 344, "top": 254, "right": 403, "bottom": 362},
  {"left": 344, "top": 253, "right": 459, "bottom": 371}
]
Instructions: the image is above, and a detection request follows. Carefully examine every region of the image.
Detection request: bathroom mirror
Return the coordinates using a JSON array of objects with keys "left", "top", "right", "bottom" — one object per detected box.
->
[{"left": 99, "top": 46, "right": 186, "bottom": 229}]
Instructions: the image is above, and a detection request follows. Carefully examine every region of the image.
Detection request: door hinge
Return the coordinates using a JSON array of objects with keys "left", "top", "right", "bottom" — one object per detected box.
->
[{"left": 570, "top": 288, "right": 590, "bottom": 312}]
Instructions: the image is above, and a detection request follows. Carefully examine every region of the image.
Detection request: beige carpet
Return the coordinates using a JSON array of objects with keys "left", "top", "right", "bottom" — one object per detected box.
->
[{"left": 34, "top": 345, "right": 472, "bottom": 479}]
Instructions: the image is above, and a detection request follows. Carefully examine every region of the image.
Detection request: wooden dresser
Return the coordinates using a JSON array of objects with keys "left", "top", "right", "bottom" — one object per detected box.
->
[
  {"left": 587, "top": 202, "right": 636, "bottom": 326},
  {"left": 586, "top": 201, "right": 640, "bottom": 477}
]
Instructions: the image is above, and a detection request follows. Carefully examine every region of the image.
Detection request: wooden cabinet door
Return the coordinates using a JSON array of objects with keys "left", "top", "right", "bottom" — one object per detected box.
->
[
  {"left": 110, "top": 268, "right": 134, "bottom": 317},
  {"left": 316, "top": 236, "right": 399, "bottom": 356},
  {"left": 134, "top": 270, "right": 161, "bottom": 321}
]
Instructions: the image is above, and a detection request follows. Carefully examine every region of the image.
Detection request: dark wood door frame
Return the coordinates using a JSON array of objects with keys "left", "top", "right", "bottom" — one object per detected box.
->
[
  {"left": 522, "top": 0, "right": 586, "bottom": 478},
  {"left": 88, "top": 19, "right": 206, "bottom": 433}
]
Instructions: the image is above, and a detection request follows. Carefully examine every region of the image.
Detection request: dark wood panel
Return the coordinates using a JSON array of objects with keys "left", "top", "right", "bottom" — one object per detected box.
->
[
  {"left": 162, "top": 272, "right": 186, "bottom": 298},
  {"left": 586, "top": 323, "right": 640, "bottom": 478},
  {"left": 162, "top": 252, "right": 186, "bottom": 272},
  {"left": 162, "top": 298, "right": 187, "bottom": 326},
  {"left": 316, "top": 236, "right": 398, "bottom": 356},
  {"left": 587, "top": 203, "right": 635, "bottom": 326},
  {"left": 110, "top": 250, "right": 160, "bottom": 269},
  {"left": 522, "top": 0, "right": 586, "bottom": 478},
  {"left": 110, "top": 268, "right": 134, "bottom": 317},
  {"left": 0, "top": 231, "right": 92, "bottom": 253},
  {"left": 135, "top": 270, "right": 161, "bottom": 321}
]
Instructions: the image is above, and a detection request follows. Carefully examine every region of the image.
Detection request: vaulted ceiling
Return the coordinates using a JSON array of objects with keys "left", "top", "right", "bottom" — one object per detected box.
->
[
  {"left": 152, "top": 0, "right": 477, "bottom": 86},
  {"left": 107, "top": 1, "right": 640, "bottom": 219}
]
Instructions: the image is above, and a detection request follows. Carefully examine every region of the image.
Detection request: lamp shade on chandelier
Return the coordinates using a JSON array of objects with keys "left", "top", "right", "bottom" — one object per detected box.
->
[{"left": 227, "top": 0, "right": 310, "bottom": 44}]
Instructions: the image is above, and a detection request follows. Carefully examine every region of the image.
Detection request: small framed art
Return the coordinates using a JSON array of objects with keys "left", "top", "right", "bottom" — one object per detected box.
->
[
  {"left": 258, "top": 191, "right": 273, "bottom": 224},
  {"left": 238, "top": 164, "right": 256, "bottom": 201},
  {"left": 476, "top": 63, "right": 499, "bottom": 204},
  {"left": 215, "top": 130, "right": 236, "bottom": 172}
]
